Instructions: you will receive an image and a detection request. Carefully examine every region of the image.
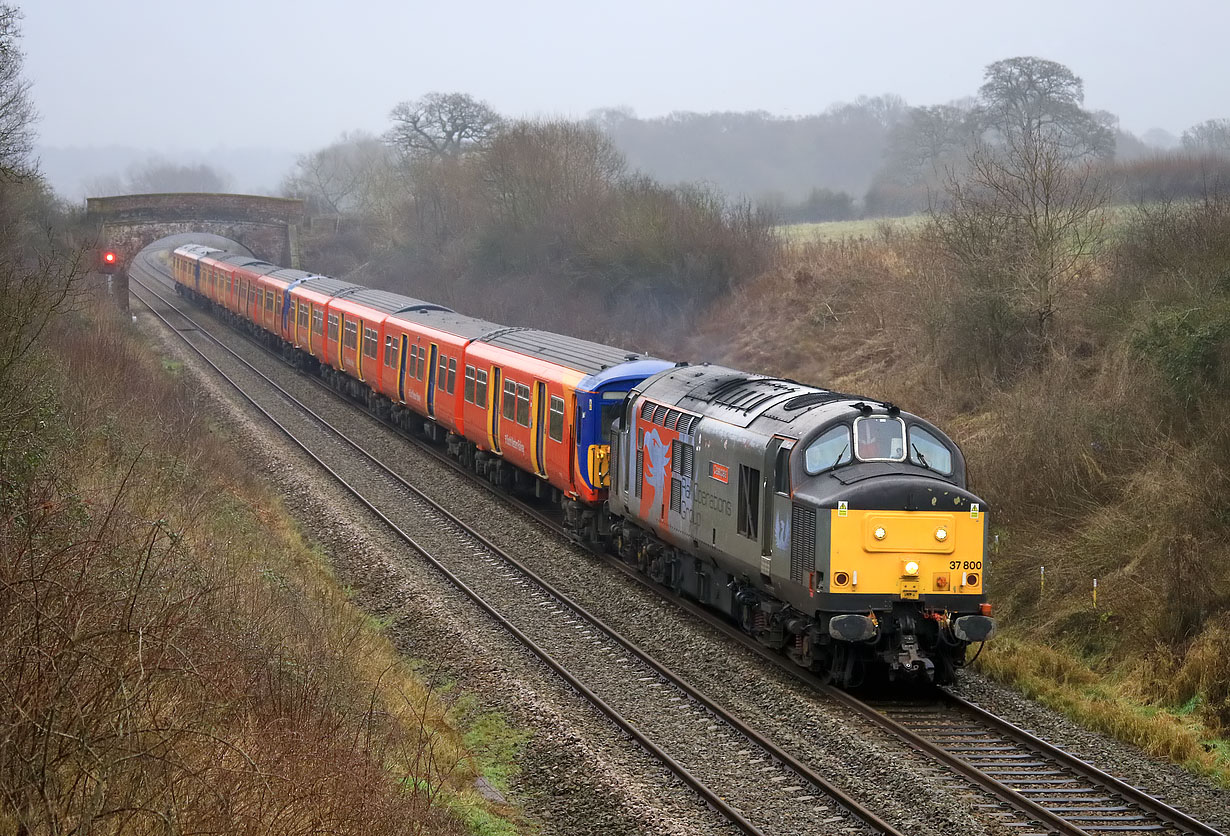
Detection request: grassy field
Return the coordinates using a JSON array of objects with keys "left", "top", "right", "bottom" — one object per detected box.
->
[{"left": 777, "top": 215, "right": 926, "bottom": 244}]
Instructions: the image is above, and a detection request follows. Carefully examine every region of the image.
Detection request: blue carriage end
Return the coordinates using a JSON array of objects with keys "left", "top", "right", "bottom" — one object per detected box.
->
[{"left": 575, "top": 359, "right": 675, "bottom": 491}]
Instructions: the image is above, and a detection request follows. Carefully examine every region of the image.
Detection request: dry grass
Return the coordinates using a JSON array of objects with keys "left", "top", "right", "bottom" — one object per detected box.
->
[
  {"left": 0, "top": 289, "right": 518, "bottom": 834},
  {"left": 975, "top": 637, "right": 1230, "bottom": 785}
]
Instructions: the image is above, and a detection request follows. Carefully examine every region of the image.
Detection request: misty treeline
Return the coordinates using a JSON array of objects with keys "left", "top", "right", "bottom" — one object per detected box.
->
[
  {"left": 86, "top": 158, "right": 233, "bottom": 196},
  {"left": 598, "top": 61, "right": 1229, "bottom": 220},
  {"left": 282, "top": 93, "right": 777, "bottom": 340}
]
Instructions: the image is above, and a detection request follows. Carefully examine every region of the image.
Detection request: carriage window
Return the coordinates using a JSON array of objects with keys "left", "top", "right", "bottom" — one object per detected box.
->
[
  {"left": 362, "top": 327, "right": 378, "bottom": 359},
  {"left": 312, "top": 308, "right": 324, "bottom": 335},
  {"left": 549, "top": 396, "right": 564, "bottom": 442},
  {"left": 475, "top": 369, "right": 488, "bottom": 408},
  {"left": 438, "top": 355, "right": 448, "bottom": 389},
  {"left": 266, "top": 292, "right": 275, "bottom": 312},
  {"left": 502, "top": 380, "right": 516, "bottom": 420},
  {"left": 343, "top": 320, "right": 358, "bottom": 349},
  {"left": 297, "top": 302, "right": 309, "bottom": 329},
  {"left": 516, "top": 384, "right": 531, "bottom": 427},
  {"left": 447, "top": 359, "right": 457, "bottom": 394},
  {"left": 464, "top": 365, "right": 475, "bottom": 403},
  {"left": 804, "top": 425, "right": 852, "bottom": 475},
  {"left": 383, "top": 336, "right": 395, "bottom": 367},
  {"left": 854, "top": 415, "right": 906, "bottom": 462},
  {"left": 328, "top": 313, "right": 339, "bottom": 343},
  {"left": 908, "top": 426, "right": 953, "bottom": 475},
  {"left": 408, "top": 345, "right": 419, "bottom": 378}
]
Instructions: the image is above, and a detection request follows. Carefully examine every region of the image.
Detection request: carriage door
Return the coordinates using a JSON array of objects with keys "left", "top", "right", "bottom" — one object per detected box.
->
[
  {"left": 488, "top": 366, "right": 503, "bottom": 453},
  {"left": 397, "top": 334, "right": 408, "bottom": 404},
  {"left": 425, "top": 343, "right": 439, "bottom": 417},
  {"left": 534, "top": 382, "right": 547, "bottom": 476}
]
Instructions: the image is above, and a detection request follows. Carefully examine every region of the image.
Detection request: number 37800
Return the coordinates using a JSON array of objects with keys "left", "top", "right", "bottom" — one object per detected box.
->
[{"left": 949, "top": 560, "right": 982, "bottom": 570}]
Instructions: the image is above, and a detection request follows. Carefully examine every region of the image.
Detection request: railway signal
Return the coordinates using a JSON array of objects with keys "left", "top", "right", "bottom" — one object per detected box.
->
[{"left": 99, "top": 249, "right": 120, "bottom": 274}]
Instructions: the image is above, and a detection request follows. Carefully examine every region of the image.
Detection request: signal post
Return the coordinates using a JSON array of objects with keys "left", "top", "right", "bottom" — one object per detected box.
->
[{"left": 96, "top": 246, "right": 128, "bottom": 312}]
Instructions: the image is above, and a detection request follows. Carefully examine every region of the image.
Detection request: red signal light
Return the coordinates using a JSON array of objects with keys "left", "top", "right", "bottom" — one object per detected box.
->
[{"left": 99, "top": 249, "right": 120, "bottom": 274}]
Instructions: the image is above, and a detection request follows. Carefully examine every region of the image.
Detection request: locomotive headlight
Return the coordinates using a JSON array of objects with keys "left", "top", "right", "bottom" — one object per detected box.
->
[
  {"left": 935, "top": 527, "right": 948, "bottom": 542},
  {"left": 904, "top": 561, "right": 920, "bottom": 576},
  {"left": 874, "top": 527, "right": 887, "bottom": 541}
]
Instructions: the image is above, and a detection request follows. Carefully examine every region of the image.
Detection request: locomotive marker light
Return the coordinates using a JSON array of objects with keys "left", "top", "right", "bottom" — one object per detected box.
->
[
  {"left": 874, "top": 526, "right": 887, "bottom": 540},
  {"left": 904, "top": 561, "right": 920, "bottom": 576},
  {"left": 935, "top": 527, "right": 948, "bottom": 542}
]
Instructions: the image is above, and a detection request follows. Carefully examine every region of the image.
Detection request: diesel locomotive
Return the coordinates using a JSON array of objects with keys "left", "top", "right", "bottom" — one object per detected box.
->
[
  {"left": 609, "top": 364, "right": 994, "bottom": 686},
  {"left": 167, "top": 242, "right": 994, "bottom": 688}
]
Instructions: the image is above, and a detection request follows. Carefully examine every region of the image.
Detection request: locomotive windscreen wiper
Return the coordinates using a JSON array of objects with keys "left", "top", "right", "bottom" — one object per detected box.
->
[
  {"left": 831, "top": 442, "right": 849, "bottom": 471},
  {"left": 911, "top": 443, "right": 933, "bottom": 472}
]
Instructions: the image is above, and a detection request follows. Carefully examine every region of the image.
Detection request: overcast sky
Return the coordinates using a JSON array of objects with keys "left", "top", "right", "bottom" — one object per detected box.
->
[{"left": 23, "top": 0, "right": 1228, "bottom": 152}]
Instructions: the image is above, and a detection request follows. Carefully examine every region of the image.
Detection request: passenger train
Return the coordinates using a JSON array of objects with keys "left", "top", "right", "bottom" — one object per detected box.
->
[{"left": 169, "top": 243, "right": 995, "bottom": 686}]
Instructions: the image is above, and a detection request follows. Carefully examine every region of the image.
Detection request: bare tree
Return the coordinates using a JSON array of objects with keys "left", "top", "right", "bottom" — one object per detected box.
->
[
  {"left": 1181, "top": 118, "right": 1230, "bottom": 154},
  {"left": 975, "top": 56, "right": 1114, "bottom": 162},
  {"left": 281, "top": 132, "right": 396, "bottom": 215},
  {"left": 386, "top": 92, "right": 502, "bottom": 161},
  {"left": 0, "top": 4, "right": 36, "bottom": 182}
]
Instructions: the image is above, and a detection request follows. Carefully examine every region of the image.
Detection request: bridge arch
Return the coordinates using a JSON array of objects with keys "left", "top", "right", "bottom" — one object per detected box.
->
[{"left": 86, "top": 192, "right": 305, "bottom": 309}]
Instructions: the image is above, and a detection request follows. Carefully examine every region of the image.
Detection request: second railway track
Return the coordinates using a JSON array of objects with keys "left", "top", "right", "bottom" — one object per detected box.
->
[{"left": 130, "top": 248, "right": 1228, "bottom": 836}]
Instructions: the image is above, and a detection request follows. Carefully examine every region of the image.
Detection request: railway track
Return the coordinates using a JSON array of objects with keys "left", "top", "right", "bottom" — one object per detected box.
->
[
  {"left": 131, "top": 249, "right": 1227, "bottom": 836},
  {"left": 129, "top": 257, "right": 905, "bottom": 836}
]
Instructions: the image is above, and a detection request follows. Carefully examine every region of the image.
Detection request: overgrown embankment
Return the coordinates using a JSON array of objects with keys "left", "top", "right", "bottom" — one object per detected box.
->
[
  {"left": 0, "top": 278, "right": 523, "bottom": 832},
  {"left": 682, "top": 197, "right": 1230, "bottom": 781}
]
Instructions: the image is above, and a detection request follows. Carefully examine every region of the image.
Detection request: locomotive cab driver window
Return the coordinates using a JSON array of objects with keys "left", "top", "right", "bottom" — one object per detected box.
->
[
  {"left": 804, "top": 425, "right": 852, "bottom": 474},
  {"left": 853, "top": 415, "right": 907, "bottom": 462}
]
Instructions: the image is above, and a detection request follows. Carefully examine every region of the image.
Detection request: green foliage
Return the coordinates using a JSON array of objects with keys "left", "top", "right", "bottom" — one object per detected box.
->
[{"left": 1132, "top": 303, "right": 1230, "bottom": 408}]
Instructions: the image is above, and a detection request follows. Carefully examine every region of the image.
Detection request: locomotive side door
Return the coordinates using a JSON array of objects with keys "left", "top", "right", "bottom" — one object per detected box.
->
[{"left": 763, "top": 436, "right": 795, "bottom": 577}]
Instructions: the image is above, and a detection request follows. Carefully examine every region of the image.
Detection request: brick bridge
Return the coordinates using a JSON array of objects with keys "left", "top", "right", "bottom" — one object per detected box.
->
[{"left": 86, "top": 193, "right": 306, "bottom": 305}]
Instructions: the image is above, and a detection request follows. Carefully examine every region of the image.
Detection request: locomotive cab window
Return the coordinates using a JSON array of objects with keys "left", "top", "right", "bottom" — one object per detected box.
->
[
  {"left": 774, "top": 444, "right": 793, "bottom": 494},
  {"left": 908, "top": 426, "right": 953, "bottom": 475},
  {"left": 853, "top": 415, "right": 907, "bottom": 462},
  {"left": 804, "top": 425, "right": 852, "bottom": 474}
]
